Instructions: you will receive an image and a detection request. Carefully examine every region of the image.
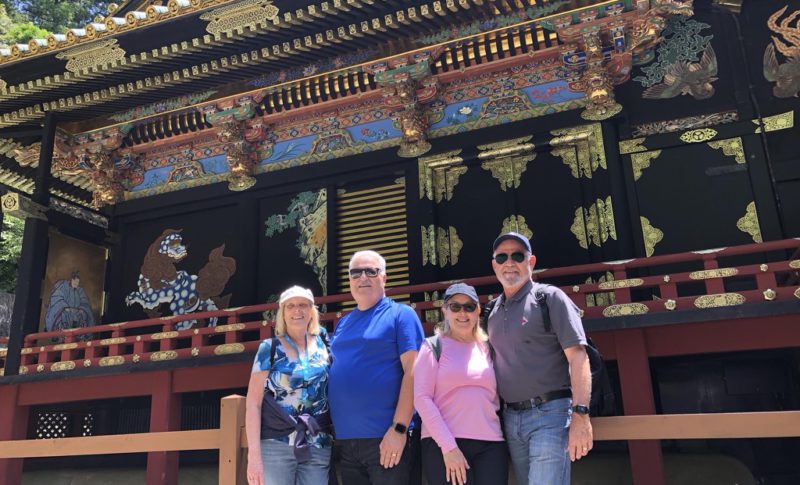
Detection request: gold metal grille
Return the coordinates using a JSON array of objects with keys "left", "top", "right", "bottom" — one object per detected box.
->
[{"left": 336, "top": 181, "right": 409, "bottom": 307}]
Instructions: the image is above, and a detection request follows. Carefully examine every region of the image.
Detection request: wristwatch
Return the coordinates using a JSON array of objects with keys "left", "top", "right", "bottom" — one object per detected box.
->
[
  {"left": 572, "top": 405, "right": 590, "bottom": 416},
  {"left": 393, "top": 422, "right": 408, "bottom": 434}
]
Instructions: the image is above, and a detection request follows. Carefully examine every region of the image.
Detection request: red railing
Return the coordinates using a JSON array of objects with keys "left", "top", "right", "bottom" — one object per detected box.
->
[{"left": 2, "top": 238, "right": 799, "bottom": 376}]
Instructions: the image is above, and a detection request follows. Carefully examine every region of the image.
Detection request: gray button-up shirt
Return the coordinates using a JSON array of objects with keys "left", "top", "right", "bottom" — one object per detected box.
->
[{"left": 487, "top": 280, "right": 587, "bottom": 403}]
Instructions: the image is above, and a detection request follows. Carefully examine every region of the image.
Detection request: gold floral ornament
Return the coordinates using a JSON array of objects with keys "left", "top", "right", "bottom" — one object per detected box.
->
[
  {"left": 418, "top": 150, "right": 466, "bottom": 202},
  {"left": 602, "top": 303, "right": 649, "bottom": 317},
  {"left": 640, "top": 216, "right": 663, "bottom": 257},
  {"left": 421, "top": 225, "right": 462, "bottom": 267},
  {"left": 679, "top": 128, "right": 717, "bottom": 143},
  {"left": 707, "top": 138, "right": 745, "bottom": 164},
  {"left": 737, "top": 202, "right": 762, "bottom": 243},
  {"left": 571, "top": 197, "right": 616, "bottom": 249},
  {"left": 630, "top": 150, "right": 662, "bottom": 181},
  {"left": 201, "top": 0, "right": 280, "bottom": 37},
  {"left": 55, "top": 39, "right": 126, "bottom": 74},
  {"left": 501, "top": 215, "right": 533, "bottom": 240},
  {"left": 550, "top": 124, "right": 606, "bottom": 179},
  {"left": 478, "top": 137, "right": 535, "bottom": 191},
  {"left": 618, "top": 138, "right": 648, "bottom": 155},
  {"left": 753, "top": 111, "right": 794, "bottom": 133},
  {"left": 214, "top": 343, "right": 245, "bottom": 355},
  {"left": 694, "top": 293, "right": 745, "bottom": 308}
]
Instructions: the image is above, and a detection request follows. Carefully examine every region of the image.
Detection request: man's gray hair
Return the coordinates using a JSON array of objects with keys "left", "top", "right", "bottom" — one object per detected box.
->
[{"left": 349, "top": 250, "right": 387, "bottom": 272}]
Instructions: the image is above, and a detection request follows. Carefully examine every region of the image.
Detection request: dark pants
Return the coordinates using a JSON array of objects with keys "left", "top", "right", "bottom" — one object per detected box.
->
[
  {"left": 337, "top": 438, "right": 411, "bottom": 485},
  {"left": 421, "top": 437, "right": 509, "bottom": 485}
]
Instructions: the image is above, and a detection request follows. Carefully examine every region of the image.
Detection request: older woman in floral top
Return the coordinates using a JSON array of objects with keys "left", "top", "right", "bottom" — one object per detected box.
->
[{"left": 246, "top": 286, "right": 331, "bottom": 485}]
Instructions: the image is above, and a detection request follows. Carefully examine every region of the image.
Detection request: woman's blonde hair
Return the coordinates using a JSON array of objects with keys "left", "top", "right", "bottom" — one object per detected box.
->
[
  {"left": 274, "top": 300, "right": 321, "bottom": 337},
  {"left": 438, "top": 303, "right": 488, "bottom": 342}
]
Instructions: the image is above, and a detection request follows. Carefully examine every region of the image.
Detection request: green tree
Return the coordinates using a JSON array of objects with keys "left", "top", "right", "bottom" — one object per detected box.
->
[
  {"left": 5, "top": 0, "right": 114, "bottom": 34},
  {"left": 3, "top": 19, "right": 47, "bottom": 44},
  {"left": 0, "top": 215, "right": 24, "bottom": 293}
]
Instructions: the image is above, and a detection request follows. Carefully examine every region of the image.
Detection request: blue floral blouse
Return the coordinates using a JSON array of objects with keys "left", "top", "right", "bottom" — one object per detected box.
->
[{"left": 251, "top": 328, "right": 332, "bottom": 448}]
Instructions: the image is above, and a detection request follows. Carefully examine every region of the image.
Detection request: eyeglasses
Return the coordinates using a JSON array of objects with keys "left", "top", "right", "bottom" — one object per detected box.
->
[
  {"left": 493, "top": 252, "right": 527, "bottom": 264},
  {"left": 446, "top": 302, "right": 478, "bottom": 313},
  {"left": 349, "top": 267, "right": 382, "bottom": 279}
]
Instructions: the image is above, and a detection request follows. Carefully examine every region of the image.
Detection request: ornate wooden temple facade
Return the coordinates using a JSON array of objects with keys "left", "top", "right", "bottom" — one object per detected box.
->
[{"left": 1, "top": 0, "right": 799, "bottom": 483}]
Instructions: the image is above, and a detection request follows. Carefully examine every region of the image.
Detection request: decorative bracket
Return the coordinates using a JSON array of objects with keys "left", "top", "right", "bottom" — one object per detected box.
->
[
  {"left": 417, "top": 150, "right": 466, "bottom": 203},
  {"left": 365, "top": 50, "right": 442, "bottom": 158},
  {"left": 204, "top": 96, "right": 269, "bottom": 192},
  {"left": 477, "top": 136, "right": 536, "bottom": 191}
]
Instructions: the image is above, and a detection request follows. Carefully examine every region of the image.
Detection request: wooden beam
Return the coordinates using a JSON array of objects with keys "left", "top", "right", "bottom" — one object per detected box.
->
[
  {"left": 0, "top": 429, "right": 219, "bottom": 458},
  {"left": 593, "top": 411, "right": 800, "bottom": 441}
]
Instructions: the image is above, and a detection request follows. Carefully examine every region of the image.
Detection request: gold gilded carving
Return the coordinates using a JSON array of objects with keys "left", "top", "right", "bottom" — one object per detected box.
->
[
  {"left": 52, "top": 343, "right": 78, "bottom": 351},
  {"left": 421, "top": 225, "right": 436, "bottom": 266},
  {"left": 100, "top": 337, "right": 126, "bottom": 345},
  {"left": 754, "top": 111, "right": 794, "bottom": 133},
  {"left": 83, "top": 359, "right": 91, "bottom": 367},
  {"left": 689, "top": 268, "right": 739, "bottom": 280},
  {"left": 737, "top": 202, "right": 762, "bottom": 243},
  {"left": 602, "top": 303, "right": 649, "bottom": 317},
  {"left": 418, "top": 150, "right": 465, "bottom": 202},
  {"left": 151, "top": 331, "right": 179, "bottom": 340},
  {"left": 619, "top": 138, "right": 648, "bottom": 155},
  {"left": 640, "top": 216, "right": 663, "bottom": 257},
  {"left": 37, "top": 364, "right": 45, "bottom": 372},
  {"left": 763, "top": 289, "right": 777, "bottom": 301},
  {"left": 398, "top": 108, "right": 432, "bottom": 158},
  {"left": 215, "top": 323, "right": 246, "bottom": 332},
  {"left": 598, "top": 278, "right": 644, "bottom": 290},
  {"left": 664, "top": 299, "right": 677, "bottom": 310},
  {"left": 630, "top": 150, "right": 662, "bottom": 181},
  {"left": 150, "top": 350, "right": 178, "bottom": 361},
  {"left": 423, "top": 225, "right": 461, "bottom": 267},
  {"left": 550, "top": 124, "right": 606, "bottom": 179},
  {"left": 789, "top": 260, "right": 800, "bottom": 269},
  {"left": 132, "top": 354, "right": 141, "bottom": 363},
  {"left": 99, "top": 356, "right": 125, "bottom": 366},
  {"left": 18, "top": 366, "right": 28, "bottom": 375},
  {"left": 214, "top": 343, "right": 245, "bottom": 355},
  {"left": 191, "top": 347, "right": 200, "bottom": 356},
  {"left": 694, "top": 293, "right": 746, "bottom": 308},
  {"left": 55, "top": 39, "right": 126, "bottom": 73},
  {"left": 477, "top": 137, "right": 536, "bottom": 191},
  {"left": 0, "top": 349, "right": 5, "bottom": 357},
  {"left": 20, "top": 347, "right": 32, "bottom": 354},
  {"left": 51, "top": 361, "right": 76, "bottom": 372},
  {"left": 794, "top": 288, "right": 800, "bottom": 299},
  {"left": 707, "top": 138, "right": 745, "bottom": 164},
  {"left": 201, "top": 0, "right": 280, "bottom": 37},
  {"left": 501, "top": 215, "right": 533, "bottom": 239},
  {"left": 680, "top": 128, "right": 717, "bottom": 143},
  {"left": 571, "top": 197, "right": 616, "bottom": 249},
  {"left": 1, "top": 192, "right": 47, "bottom": 220}
]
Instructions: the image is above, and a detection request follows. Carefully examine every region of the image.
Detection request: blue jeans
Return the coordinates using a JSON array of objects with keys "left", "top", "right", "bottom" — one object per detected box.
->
[
  {"left": 260, "top": 439, "right": 331, "bottom": 485},
  {"left": 503, "top": 397, "right": 572, "bottom": 485}
]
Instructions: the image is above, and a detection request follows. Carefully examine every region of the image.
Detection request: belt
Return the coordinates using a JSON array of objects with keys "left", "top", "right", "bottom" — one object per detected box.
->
[{"left": 504, "top": 389, "right": 572, "bottom": 411}]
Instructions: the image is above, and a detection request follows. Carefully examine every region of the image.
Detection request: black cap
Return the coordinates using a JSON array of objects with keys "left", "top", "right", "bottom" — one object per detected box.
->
[
  {"left": 493, "top": 231, "right": 532, "bottom": 253},
  {"left": 443, "top": 283, "right": 479, "bottom": 303}
]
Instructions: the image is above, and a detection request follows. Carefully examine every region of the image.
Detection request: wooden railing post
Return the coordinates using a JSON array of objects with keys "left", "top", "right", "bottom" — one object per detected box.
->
[{"left": 219, "top": 395, "right": 247, "bottom": 485}]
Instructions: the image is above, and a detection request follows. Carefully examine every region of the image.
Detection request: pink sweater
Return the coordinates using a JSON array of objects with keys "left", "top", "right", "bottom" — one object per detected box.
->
[{"left": 413, "top": 335, "right": 504, "bottom": 453}]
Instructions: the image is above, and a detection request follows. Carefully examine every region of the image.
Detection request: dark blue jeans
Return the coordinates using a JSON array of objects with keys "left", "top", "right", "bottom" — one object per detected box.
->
[{"left": 337, "top": 437, "right": 411, "bottom": 485}]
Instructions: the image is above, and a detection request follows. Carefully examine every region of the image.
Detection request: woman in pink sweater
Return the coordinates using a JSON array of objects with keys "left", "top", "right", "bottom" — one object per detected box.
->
[{"left": 413, "top": 283, "right": 507, "bottom": 485}]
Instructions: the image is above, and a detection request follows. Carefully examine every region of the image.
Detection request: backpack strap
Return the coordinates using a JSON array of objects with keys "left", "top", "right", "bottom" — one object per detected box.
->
[
  {"left": 534, "top": 287, "right": 551, "bottom": 333},
  {"left": 425, "top": 335, "right": 442, "bottom": 362},
  {"left": 268, "top": 336, "right": 278, "bottom": 368}
]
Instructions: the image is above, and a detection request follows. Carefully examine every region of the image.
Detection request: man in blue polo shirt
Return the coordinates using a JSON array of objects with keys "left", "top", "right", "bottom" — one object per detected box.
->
[{"left": 329, "top": 250, "right": 424, "bottom": 485}]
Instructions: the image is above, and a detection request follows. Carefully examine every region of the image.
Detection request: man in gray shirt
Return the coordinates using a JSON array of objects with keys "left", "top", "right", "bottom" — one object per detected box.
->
[{"left": 487, "top": 232, "right": 593, "bottom": 484}]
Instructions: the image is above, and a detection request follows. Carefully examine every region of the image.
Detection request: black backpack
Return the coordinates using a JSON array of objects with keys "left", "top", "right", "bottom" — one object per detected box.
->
[{"left": 480, "top": 287, "right": 616, "bottom": 417}]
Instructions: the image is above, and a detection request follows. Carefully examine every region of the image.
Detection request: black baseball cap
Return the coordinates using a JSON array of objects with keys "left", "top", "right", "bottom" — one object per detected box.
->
[
  {"left": 443, "top": 283, "right": 479, "bottom": 303},
  {"left": 492, "top": 231, "right": 532, "bottom": 253}
]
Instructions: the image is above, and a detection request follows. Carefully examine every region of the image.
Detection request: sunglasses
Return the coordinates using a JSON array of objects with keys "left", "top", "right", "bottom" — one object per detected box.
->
[
  {"left": 349, "top": 267, "right": 382, "bottom": 279},
  {"left": 493, "top": 252, "right": 527, "bottom": 264},
  {"left": 446, "top": 302, "right": 478, "bottom": 313}
]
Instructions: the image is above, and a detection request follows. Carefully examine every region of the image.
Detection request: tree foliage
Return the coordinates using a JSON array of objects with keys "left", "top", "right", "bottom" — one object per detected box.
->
[
  {"left": 0, "top": 215, "right": 24, "bottom": 293},
  {"left": 0, "top": 0, "right": 115, "bottom": 46}
]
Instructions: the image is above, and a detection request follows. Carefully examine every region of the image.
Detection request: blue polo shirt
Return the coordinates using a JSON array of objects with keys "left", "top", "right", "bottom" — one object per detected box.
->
[{"left": 328, "top": 297, "right": 424, "bottom": 439}]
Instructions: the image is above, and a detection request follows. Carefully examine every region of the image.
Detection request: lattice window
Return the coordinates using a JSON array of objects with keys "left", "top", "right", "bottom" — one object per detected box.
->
[
  {"left": 336, "top": 180, "right": 410, "bottom": 306},
  {"left": 36, "top": 412, "right": 69, "bottom": 439},
  {"left": 82, "top": 414, "right": 94, "bottom": 436}
]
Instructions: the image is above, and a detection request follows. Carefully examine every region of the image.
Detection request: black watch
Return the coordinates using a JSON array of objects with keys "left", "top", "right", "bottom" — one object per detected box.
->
[
  {"left": 572, "top": 405, "right": 590, "bottom": 416},
  {"left": 393, "top": 422, "right": 408, "bottom": 434}
]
